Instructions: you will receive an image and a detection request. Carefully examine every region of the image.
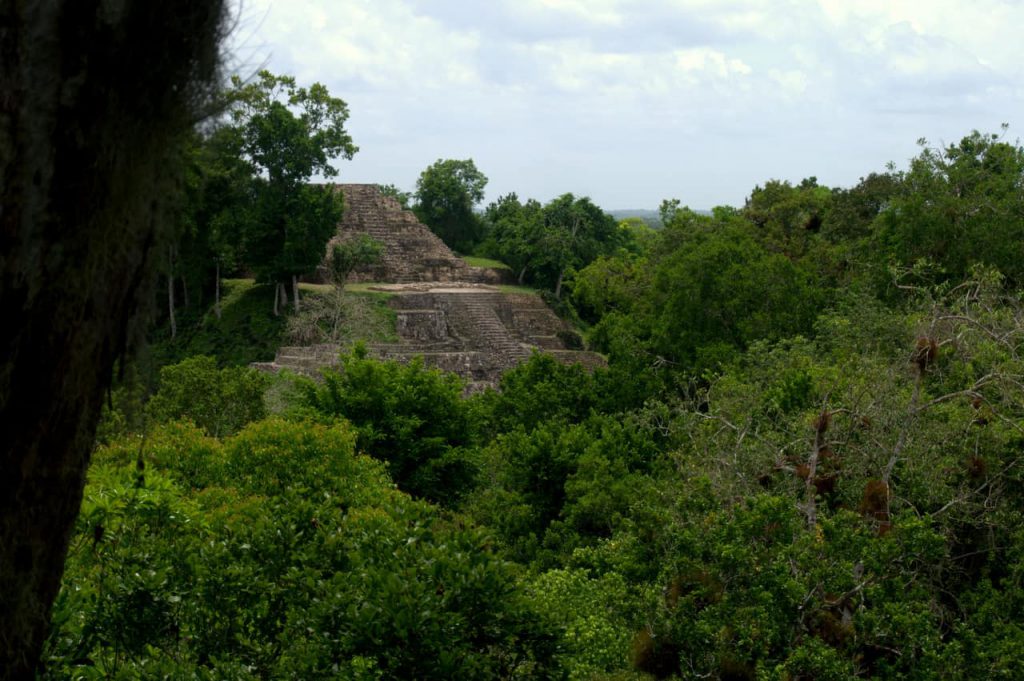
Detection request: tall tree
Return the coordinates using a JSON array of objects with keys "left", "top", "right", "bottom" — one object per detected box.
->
[
  {"left": 538, "top": 193, "right": 622, "bottom": 298},
  {"left": 179, "top": 126, "right": 252, "bottom": 320},
  {"left": 0, "top": 2, "right": 228, "bottom": 677},
  {"left": 872, "top": 129, "right": 1024, "bottom": 285},
  {"left": 743, "top": 177, "right": 832, "bottom": 258},
  {"left": 482, "top": 193, "right": 545, "bottom": 284},
  {"left": 482, "top": 192, "right": 622, "bottom": 295},
  {"left": 647, "top": 212, "right": 824, "bottom": 369},
  {"left": 414, "top": 158, "right": 488, "bottom": 253},
  {"left": 228, "top": 72, "right": 357, "bottom": 313}
]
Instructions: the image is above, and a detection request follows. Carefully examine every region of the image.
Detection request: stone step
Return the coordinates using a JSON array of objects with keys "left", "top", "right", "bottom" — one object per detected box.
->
[{"left": 530, "top": 335, "right": 565, "bottom": 350}]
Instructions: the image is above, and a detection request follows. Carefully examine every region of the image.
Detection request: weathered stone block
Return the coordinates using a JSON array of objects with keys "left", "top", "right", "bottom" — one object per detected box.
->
[{"left": 396, "top": 310, "right": 448, "bottom": 341}]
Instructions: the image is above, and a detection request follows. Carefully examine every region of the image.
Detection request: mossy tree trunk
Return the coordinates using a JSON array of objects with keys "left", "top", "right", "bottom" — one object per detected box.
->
[
  {"left": 168, "top": 248, "right": 178, "bottom": 339},
  {"left": 0, "top": 2, "right": 227, "bottom": 678}
]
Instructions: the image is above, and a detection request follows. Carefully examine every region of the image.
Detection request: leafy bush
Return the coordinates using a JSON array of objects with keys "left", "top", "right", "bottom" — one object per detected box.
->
[
  {"left": 529, "top": 569, "right": 642, "bottom": 680},
  {"left": 47, "top": 418, "right": 556, "bottom": 678},
  {"left": 298, "top": 346, "right": 476, "bottom": 505},
  {"left": 147, "top": 355, "right": 267, "bottom": 437},
  {"left": 476, "top": 353, "right": 597, "bottom": 434}
]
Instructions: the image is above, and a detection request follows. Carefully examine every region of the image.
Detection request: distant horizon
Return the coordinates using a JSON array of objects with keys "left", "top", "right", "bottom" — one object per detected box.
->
[{"left": 230, "top": 1, "right": 1023, "bottom": 209}]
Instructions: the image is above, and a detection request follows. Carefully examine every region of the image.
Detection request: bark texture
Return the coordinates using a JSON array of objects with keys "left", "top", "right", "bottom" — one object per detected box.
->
[{"left": 0, "top": 2, "right": 227, "bottom": 677}]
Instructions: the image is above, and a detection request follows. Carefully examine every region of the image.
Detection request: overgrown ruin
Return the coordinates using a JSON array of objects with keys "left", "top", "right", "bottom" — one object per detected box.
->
[{"left": 257, "top": 184, "right": 604, "bottom": 391}]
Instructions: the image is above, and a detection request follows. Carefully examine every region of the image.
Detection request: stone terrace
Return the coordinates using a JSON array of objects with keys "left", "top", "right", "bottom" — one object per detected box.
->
[{"left": 258, "top": 286, "right": 606, "bottom": 393}]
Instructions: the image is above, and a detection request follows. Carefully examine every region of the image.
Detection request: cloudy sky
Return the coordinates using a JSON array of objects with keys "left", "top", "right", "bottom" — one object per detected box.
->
[{"left": 228, "top": 0, "right": 1023, "bottom": 210}]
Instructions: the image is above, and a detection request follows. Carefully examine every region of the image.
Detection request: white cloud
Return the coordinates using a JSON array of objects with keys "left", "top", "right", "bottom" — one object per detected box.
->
[
  {"left": 519, "top": 0, "right": 625, "bottom": 26},
  {"left": 229, "top": 0, "right": 1024, "bottom": 208},
  {"left": 769, "top": 68, "right": 808, "bottom": 96},
  {"left": 237, "top": 0, "right": 482, "bottom": 90}
]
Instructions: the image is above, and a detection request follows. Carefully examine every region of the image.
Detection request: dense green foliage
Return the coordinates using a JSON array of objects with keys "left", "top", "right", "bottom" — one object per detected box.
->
[
  {"left": 52, "top": 127, "right": 1024, "bottom": 679},
  {"left": 297, "top": 346, "right": 477, "bottom": 505},
  {"left": 47, "top": 420, "right": 556, "bottom": 678},
  {"left": 481, "top": 192, "right": 626, "bottom": 296},
  {"left": 873, "top": 130, "right": 1024, "bottom": 286},
  {"left": 146, "top": 356, "right": 268, "bottom": 437},
  {"left": 480, "top": 193, "right": 545, "bottom": 284},
  {"left": 413, "top": 158, "right": 489, "bottom": 253}
]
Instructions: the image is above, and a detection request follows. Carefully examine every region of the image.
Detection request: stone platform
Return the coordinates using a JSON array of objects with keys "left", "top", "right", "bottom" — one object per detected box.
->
[{"left": 255, "top": 284, "right": 606, "bottom": 392}]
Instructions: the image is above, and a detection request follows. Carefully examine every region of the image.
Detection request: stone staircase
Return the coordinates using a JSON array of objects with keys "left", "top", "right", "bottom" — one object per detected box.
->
[
  {"left": 447, "top": 293, "right": 529, "bottom": 363},
  {"left": 325, "top": 184, "right": 471, "bottom": 283}
]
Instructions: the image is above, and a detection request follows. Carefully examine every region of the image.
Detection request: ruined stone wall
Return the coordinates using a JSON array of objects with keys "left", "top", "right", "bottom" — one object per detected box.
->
[{"left": 257, "top": 288, "right": 606, "bottom": 392}]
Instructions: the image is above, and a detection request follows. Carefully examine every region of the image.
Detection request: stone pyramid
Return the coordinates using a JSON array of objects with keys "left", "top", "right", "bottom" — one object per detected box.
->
[
  {"left": 256, "top": 183, "right": 606, "bottom": 392},
  {"left": 324, "top": 184, "right": 470, "bottom": 283}
]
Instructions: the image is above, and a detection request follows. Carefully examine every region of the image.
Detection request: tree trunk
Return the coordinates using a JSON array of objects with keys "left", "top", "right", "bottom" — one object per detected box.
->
[
  {"left": 168, "top": 248, "right": 177, "bottom": 339},
  {"left": 273, "top": 282, "right": 281, "bottom": 316},
  {"left": 518, "top": 266, "right": 527, "bottom": 285},
  {"left": 214, "top": 262, "right": 221, "bottom": 320},
  {"left": 332, "top": 289, "right": 345, "bottom": 339},
  {"left": 803, "top": 397, "right": 830, "bottom": 530},
  {"left": 555, "top": 269, "right": 565, "bottom": 299},
  {"left": 181, "top": 271, "right": 190, "bottom": 308},
  {"left": 0, "top": 3, "right": 227, "bottom": 677},
  {"left": 292, "top": 274, "right": 300, "bottom": 313}
]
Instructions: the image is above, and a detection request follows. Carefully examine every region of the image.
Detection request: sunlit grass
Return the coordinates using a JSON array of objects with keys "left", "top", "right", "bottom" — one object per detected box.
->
[
  {"left": 297, "top": 282, "right": 333, "bottom": 293},
  {"left": 462, "top": 256, "right": 511, "bottom": 269},
  {"left": 149, "top": 279, "right": 398, "bottom": 372}
]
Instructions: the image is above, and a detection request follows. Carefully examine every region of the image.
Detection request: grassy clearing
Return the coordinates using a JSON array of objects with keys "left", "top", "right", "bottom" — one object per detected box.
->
[
  {"left": 298, "top": 282, "right": 334, "bottom": 294},
  {"left": 147, "top": 279, "right": 396, "bottom": 374},
  {"left": 285, "top": 288, "right": 398, "bottom": 346},
  {"left": 462, "top": 256, "right": 511, "bottom": 270}
]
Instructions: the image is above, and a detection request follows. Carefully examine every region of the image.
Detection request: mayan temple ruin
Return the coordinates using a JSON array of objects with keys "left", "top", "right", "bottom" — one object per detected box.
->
[{"left": 257, "top": 184, "right": 604, "bottom": 392}]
